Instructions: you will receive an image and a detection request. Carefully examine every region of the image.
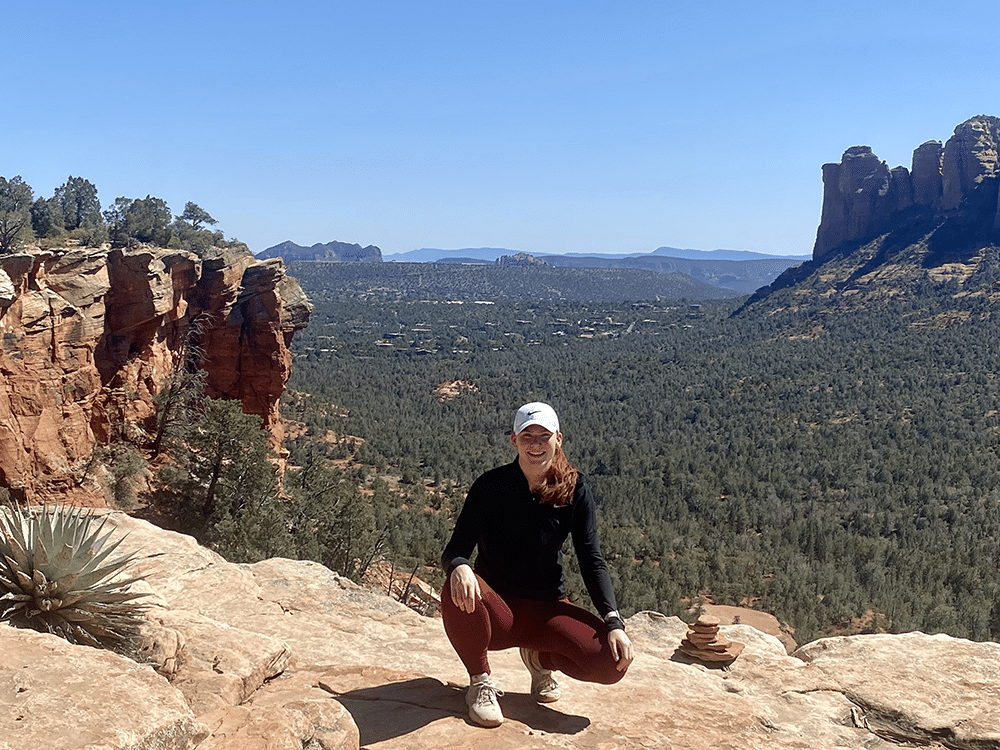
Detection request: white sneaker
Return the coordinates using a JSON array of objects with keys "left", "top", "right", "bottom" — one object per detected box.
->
[
  {"left": 520, "top": 648, "right": 561, "bottom": 703},
  {"left": 466, "top": 673, "right": 504, "bottom": 727}
]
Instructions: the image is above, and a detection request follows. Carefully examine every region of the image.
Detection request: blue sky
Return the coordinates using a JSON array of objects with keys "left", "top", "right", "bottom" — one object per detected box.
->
[{"left": 5, "top": 1, "right": 991, "bottom": 257}]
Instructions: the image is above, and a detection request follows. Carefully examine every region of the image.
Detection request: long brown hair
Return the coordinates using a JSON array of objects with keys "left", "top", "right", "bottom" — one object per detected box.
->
[{"left": 535, "top": 445, "right": 579, "bottom": 506}]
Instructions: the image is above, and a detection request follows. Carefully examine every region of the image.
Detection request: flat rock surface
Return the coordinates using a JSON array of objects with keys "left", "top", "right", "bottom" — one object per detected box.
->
[
  {"left": 0, "top": 625, "right": 202, "bottom": 750},
  {"left": 4, "top": 513, "right": 1000, "bottom": 750}
]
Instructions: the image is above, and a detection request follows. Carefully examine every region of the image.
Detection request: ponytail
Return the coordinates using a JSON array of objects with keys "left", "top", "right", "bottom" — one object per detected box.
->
[{"left": 536, "top": 446, "right": 578, "bottom": 506}]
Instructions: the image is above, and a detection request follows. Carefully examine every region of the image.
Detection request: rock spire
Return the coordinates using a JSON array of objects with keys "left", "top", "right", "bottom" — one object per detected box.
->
[{"left": 813, "top": 115, "right": 1000, "bottom": 260}]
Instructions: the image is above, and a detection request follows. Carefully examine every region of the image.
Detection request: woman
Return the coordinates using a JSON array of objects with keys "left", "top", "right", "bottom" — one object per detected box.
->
[{"left": 441, "top": 402, "right": 634, "bottom": 728}]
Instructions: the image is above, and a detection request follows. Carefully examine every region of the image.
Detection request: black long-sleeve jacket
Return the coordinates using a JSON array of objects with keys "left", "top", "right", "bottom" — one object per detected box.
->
[{"left": 441, "top": 460, "right": 619, "bottom": 618}]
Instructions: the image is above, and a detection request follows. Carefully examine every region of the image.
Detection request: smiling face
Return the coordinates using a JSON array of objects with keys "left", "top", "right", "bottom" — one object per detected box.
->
[{"left": 511, "top": 423, "right": 563, "bottom": 482}]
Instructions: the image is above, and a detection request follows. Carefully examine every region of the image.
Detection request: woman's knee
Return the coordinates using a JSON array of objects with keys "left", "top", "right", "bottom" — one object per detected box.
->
[{"left": 594, "top": 658, "right": 628, "bottom": 685}]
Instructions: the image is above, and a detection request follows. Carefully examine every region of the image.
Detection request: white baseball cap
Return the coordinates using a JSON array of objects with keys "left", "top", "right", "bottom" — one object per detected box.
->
[{"left": 513, "top": 402, "right": 560, "bottom": 435}]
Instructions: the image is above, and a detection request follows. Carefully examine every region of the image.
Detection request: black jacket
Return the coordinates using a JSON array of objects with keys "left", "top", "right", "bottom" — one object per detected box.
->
[{"left": 442, "top": 460, "right": 619, "bottom": 618}]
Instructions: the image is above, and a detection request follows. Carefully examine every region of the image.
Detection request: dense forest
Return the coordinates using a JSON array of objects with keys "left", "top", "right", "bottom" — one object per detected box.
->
[{"left": 281, "top": 258, "right": 1000, "bottom": 645}]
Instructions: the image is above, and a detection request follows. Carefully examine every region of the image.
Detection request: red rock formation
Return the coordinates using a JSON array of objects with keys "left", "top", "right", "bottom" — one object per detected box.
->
[
  {"left": 0, "top": 244, "right": 311, "bottom": 504},
  {"left": 812, "top": 115, "right": 1000, "bottom": 261},
  {"left": 940, "top": 116, "right": 1000, "bottom": 210},
  {"left": 911, "top": 140, "right": 944, "bottom": 207},
  {"left": 813, "top": 147, "right": 913, "bottom": 261},
  {"left": 193, "top": 252, "right": 312, "bottom": 450}
]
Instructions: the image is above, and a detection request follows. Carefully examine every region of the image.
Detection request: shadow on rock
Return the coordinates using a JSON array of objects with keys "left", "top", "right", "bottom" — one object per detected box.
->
[
  {"left": 328, "top": 676, "right": 589, "bottom": 744},
  {"left": 670, "top": 648, "right": 734, "bottom": 671},
  {"left": 497, "top": 691, "right": 590, "bottom": 734}
]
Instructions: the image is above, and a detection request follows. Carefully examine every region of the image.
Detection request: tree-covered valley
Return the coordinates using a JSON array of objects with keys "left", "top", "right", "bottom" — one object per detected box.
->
[{"left": 280, "top": 258, "right": 1000, "bottom": 646}]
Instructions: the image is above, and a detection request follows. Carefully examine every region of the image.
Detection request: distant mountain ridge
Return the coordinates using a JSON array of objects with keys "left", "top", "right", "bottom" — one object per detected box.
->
[
  {"left": 537, "top": 253, "right": 802, "bottom": 295},
  {"left": 262, "top": 242, "right": 807, "bottom": 295},
  {"left": 425, "top": 249, "right": 805, "bottom": 295},
  {"left": 258, "top": 240, "right": 382, "bottom": 262},
  {"left": 384, "top": 246, "right": 808, "bottom": 263},
  {"left": 385, "top": 247, "right": 510, "bottom": 263}
]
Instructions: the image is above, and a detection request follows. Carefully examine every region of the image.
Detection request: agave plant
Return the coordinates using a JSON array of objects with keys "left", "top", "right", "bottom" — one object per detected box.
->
[{"left": 0, "top": 504, "right": 148, "bottom": 652}]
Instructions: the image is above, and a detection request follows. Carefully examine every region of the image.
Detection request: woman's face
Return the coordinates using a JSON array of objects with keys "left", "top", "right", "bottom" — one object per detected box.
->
[{"left": 511, "top": 424, "right": 563, "bottom": 475}]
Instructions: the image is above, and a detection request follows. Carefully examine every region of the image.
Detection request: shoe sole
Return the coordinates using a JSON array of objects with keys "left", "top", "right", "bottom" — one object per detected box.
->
[{"left": 470, "top": 714, "right": 504, "bottom": 728}]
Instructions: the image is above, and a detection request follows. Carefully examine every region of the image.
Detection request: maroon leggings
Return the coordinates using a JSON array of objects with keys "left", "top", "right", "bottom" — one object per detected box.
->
[{"left": 441, "top": 573, "right": 626, "bottom": 685}]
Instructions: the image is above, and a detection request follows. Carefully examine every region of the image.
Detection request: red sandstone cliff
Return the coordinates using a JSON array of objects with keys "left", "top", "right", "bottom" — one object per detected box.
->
[{"left": 0, "top": 243, "right": 311, "bottom": 505}]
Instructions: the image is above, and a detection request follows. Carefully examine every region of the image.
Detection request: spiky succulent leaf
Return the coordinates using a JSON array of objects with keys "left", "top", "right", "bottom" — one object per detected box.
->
[
  {"left": 34, "top": 520, "right": 52, "bottom": 567},
  {"left": 1, "top": 553, "right": 24, "bottom": 583},
  {"left": 0, "top": 515, "right": 30, "bottom": 570},
  {"left": 0, "top": 504, "right": 149, "bottom": 653},
  {"left": 62, "top": 527, "right": 134, "bottom": 580},
  {"left": 15, "top": 569, "right": 35, "bottom": 592},
  {"left": 52, "top": 541, "right": 75, "bottom": 570},
  {"left": 70, "top": 558, "right": 137, "bottom": 591}
]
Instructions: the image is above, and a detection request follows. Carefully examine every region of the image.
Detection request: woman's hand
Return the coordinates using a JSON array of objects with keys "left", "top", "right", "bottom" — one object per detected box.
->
[
  {"left": 608, "top": 628, "right": 634, "bottom": 670},
  {"left": 449, "top": 564, "right": 482, "bottom": 613}
]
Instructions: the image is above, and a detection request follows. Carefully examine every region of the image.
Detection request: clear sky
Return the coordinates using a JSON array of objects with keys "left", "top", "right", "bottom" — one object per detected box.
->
[{"left": 5, "top": 1, "right": 991, "bottom": 257}]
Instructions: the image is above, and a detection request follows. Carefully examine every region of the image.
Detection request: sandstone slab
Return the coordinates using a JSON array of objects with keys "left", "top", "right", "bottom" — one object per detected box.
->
[
  {"left": 795, "top": 633, "right": 1000, "bottom": 747},
  {"left": 0, "top": 625, "right": 204, "bottom": 750},
  {"left": 8, "top": 513, "right": 1000, "bottom": 750}
]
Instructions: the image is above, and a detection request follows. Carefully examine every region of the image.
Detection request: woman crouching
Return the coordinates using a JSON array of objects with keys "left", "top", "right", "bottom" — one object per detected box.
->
[{"left": 441, "top": 402, "right": 634, "bottom": 727}]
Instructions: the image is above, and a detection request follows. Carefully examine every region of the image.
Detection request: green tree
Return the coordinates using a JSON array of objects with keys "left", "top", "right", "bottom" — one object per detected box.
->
[
  {"left": 179, "top": 202, "right": 217, "bottom": 230},
  {"left": 30, "top": 196, "right": 64, "bottom": 240},
  {"left": 54, "top": 176, "right": 101, "bottom": 230},
  {"left": 0, "top": 176, "right": 34, "bottom": 252},
  {"left": 284, "top": 456, "right": 387, "bottom": 581},
  {"left": 105, "top": 195, "right": 174, "bottom": 248},
  {"left": 103, "top": 198, "right": 132, "bottom": 246},
  {"left": 154, "top": 397, "right": 281, "bottom": 556},
  {"left": 151, "top": 314, "right": 212, "bottom": 457},
  {"left": 169, "top": 220, "right": 225, "bottom": 255}
]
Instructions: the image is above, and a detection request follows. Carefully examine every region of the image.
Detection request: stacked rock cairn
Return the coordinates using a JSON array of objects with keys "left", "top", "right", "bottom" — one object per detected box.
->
[{"left": 678, "top": 614, "right": 744, "bottom": 665}]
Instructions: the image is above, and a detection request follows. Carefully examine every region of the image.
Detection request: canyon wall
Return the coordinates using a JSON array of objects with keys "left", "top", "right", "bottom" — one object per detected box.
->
[{"left": 0, "top": 244, "right": 311, "bottom": 504}]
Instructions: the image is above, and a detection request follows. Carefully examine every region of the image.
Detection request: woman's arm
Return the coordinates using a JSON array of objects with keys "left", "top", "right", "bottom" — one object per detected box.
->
[
  {"left": 571, "top": 480, "right": 634, "bottom": 669},
  {"left": 441, "top": 477, "right": 487, "bottom": 574},
  {"left": 442, "top": 473, "right": 498, "bottom": 614},
  {"left": 570, "top": 480, "right": 619, "bottom": 617}
]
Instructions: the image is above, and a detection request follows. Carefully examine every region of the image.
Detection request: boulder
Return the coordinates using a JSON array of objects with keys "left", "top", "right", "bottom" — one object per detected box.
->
[
  {"left": 153, "top": 609, "right": 292, "bottom": 716},
  {"left": 0, "top": 625, "right": 205, "bottom": 750},
  {"left": 0, "top": 267, "right": 15, "bottom": 308},
  {"left": 795, "top": 633, "right": 1000, "bottom": 746}
]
